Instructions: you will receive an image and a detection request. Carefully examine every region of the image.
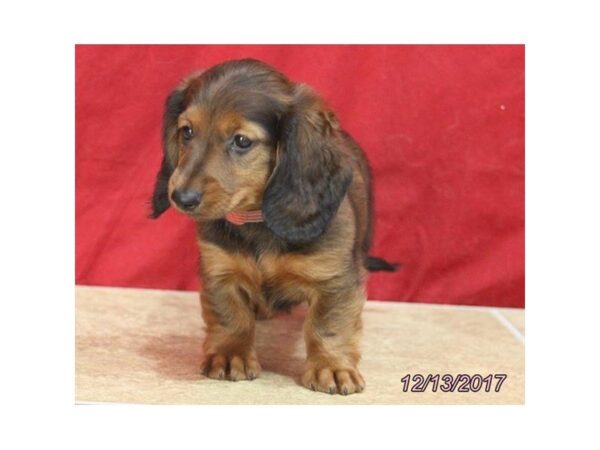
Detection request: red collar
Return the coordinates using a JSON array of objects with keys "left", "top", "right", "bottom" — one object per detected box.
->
[{"left": 224, "top": 210, "right": 264, "bottom": 225}]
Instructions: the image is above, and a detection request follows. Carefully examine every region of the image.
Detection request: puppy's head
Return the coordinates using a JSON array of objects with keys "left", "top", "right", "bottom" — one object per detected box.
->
[{"left": 151, "top": 59, "right": 352, "bottom": 244}]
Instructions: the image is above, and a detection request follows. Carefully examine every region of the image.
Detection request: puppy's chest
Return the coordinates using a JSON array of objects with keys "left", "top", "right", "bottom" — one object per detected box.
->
[
  {"left": 255, "top": 250, "right": 345, "bottom": 309},
  {"left": 199, "top": 221, "right": 351, "bottom": 308},
  {"left": 200, "top": 239, "right": 343, "bottom": 308}
]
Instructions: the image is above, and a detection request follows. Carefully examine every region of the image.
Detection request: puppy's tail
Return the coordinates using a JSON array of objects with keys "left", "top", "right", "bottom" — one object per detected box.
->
[{"left": 366, "top": 256, "right": 400, "bottom": 272}]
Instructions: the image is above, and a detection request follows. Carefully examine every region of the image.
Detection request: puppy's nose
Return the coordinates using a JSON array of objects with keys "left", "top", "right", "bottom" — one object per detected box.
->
[{"left": 171, "top": 189, "right": 202, "bottom": 211}]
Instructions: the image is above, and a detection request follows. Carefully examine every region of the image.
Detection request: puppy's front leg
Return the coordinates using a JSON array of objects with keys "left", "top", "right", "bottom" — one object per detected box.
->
[
  {"left": 200, "top": 287, "right": 261, "bottom": 381},
  {"left": 199, "top": 242, "right": 262, "bottom": 381},
  {"left": 302, "top": 287, "right": 366, "bottom": 395}
]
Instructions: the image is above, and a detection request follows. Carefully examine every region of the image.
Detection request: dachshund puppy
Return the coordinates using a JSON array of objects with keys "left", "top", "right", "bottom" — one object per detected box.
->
[{"left": 151, "top": 59, "right": 395, "bottom": 395}]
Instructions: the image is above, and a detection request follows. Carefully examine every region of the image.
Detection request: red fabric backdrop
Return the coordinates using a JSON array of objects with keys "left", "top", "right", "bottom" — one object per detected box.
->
[{"left": 75, "top": 45, "right": 524, "bottom": 307}]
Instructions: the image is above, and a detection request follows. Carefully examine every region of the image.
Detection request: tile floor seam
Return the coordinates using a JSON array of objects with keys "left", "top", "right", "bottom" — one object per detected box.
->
[{"left": 490, "top": 308, "right": 525, "bottom": 345}]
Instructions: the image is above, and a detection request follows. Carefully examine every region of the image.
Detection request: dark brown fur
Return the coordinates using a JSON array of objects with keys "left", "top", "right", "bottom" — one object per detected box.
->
[{"left": 151, "top": 59, "right": 390, "bottom": 394}]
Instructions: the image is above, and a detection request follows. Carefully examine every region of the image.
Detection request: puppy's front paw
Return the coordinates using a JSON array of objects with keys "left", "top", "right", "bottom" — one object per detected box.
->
[
  {"left": 302, "top": 366, "right": 365, "bottom": 395},
  {"left": 201, "top": 352, "right": 261, "bottom": 381}
]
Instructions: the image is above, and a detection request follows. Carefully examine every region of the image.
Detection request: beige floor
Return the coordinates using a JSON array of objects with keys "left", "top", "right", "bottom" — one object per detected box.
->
[{"left": 75, "top": 285, "right": 524, "bottom": 404}]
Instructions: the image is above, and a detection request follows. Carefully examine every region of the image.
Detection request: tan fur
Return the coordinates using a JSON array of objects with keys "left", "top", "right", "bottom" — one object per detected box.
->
[{"left": 153, "top": 60, "right": 376, "bottom": 395}]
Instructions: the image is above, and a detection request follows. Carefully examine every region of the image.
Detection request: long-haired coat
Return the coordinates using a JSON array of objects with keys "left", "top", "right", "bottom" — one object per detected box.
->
[{"left": 151, "top": 59, "right": 395, "bottom": 395}]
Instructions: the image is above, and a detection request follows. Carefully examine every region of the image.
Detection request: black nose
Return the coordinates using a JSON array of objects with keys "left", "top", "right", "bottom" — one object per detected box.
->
[{"left": 171, "top": 189, "right": 202, "bottom": 211}]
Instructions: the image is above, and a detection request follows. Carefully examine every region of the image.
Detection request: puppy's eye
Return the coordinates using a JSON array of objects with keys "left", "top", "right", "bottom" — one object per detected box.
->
[
  {"left": 181, "top": 126, "right": 194, "bottom": 141},
  {"left": 232, "top": 134, "right": 253, "bottom": 150}
]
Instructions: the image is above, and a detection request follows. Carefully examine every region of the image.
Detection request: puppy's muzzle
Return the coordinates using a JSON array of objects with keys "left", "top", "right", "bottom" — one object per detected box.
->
[{"left": 171, "top": 188, "right": 202, "bottom": 211}]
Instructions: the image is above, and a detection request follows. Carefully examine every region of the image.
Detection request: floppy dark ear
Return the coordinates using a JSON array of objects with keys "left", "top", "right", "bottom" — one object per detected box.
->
[
  {"left": 150, "top": 157, "right": 173, "bottom": 218},
  {"left": 262, "top": 87, "right": 353, "bottom": 244},
  {"left": 149, "top": 88, "right": 185, "bottom": 218}
]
